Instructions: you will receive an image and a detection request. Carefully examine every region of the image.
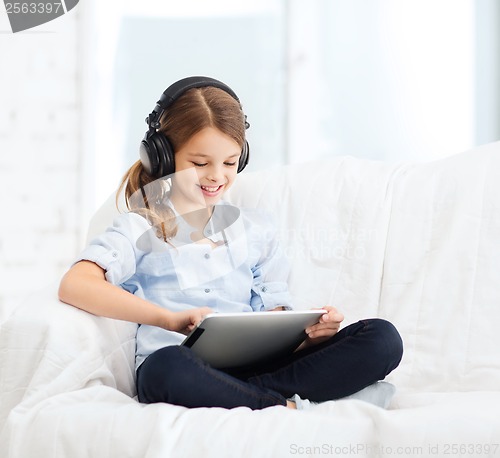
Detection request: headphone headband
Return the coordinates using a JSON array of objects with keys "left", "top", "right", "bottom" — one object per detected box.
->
[{"left": 140, "top": 76, "right": 250, "bottom": 178}]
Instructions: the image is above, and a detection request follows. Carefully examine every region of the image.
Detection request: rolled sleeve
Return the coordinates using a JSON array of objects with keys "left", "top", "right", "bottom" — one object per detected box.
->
[
  {"left": 251, "top": 280, "right": 293, "bottom": 311},
  {"left": 74, "top": 212, "right": 150, "bottom": 286}
]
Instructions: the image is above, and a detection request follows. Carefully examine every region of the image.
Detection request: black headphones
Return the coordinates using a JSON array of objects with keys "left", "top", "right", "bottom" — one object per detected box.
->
[{"left": 139, "top": 76, "right": 250, "bottom": 178}]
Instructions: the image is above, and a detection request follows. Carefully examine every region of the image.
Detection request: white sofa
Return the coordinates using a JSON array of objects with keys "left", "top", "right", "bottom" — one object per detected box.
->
[{"left": 1, "top": 142, "right": 500, "bottom": 458}]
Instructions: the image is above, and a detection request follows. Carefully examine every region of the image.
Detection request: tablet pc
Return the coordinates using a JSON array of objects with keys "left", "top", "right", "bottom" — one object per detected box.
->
[{"left": 180, "top": 309, "right": 326, "bottom": 369}]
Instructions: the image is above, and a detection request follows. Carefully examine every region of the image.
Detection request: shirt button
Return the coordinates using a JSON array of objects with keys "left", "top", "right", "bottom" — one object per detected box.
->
[
  {"left": 204, "top": 288, "right": 211, "bottom": 293},
  {"left": 261, "top": 286, "right": 268, "bottom": 292},
  {"left": 112, "top": 251, "right": 118, "bottom": 258},
  {"left": 204, "top": 253, "right": 210, "bottom": 259},
  {"left": 206, "top": 229, "right": 212, "bottom": 235}
]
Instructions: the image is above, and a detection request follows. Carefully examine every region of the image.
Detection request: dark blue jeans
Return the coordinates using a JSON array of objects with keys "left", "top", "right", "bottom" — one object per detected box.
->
[{"left": 136, "top": 318, "right": 403, "bottom": 410}]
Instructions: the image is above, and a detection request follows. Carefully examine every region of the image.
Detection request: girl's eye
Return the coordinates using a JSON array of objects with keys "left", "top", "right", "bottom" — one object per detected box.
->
[{"left": 192, "top": 162, "right": 237, "bottom": 167}]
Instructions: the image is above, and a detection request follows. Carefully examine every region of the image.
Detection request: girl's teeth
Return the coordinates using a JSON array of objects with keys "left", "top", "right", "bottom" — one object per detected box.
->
[{"left": 201, "top": 185, "right": 220, "bottom": 192}]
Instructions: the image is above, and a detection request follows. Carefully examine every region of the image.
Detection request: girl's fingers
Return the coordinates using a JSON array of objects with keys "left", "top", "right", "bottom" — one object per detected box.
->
[
  {"left": 306, "top": 322, "right": 340, "bottom": 336},
  {"left": 307, "top": 327, "right": 338, "bottom": 339}
]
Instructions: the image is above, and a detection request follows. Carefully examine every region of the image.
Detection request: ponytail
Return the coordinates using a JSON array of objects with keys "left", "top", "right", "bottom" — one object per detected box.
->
[{"left": 117, "top": 160, "right": 177, "bottom": 242}]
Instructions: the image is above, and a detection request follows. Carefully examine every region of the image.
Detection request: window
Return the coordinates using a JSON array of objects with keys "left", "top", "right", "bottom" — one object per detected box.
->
[{"left": 82, "top": 0, "right": 500, "bottom": 213}]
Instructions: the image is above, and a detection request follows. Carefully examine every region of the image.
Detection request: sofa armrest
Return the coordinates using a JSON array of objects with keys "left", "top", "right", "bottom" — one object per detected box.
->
[{"left": 0, "top": 282, "right": 137, "bottom": 425}]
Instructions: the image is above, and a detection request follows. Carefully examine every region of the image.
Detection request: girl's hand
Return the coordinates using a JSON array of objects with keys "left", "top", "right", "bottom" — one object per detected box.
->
[
  {"left": 163, "top": 307, "right": 213, "bottom": 335},
  {"left": 305, "top": 305, "right": 344, "bottom": 344}
]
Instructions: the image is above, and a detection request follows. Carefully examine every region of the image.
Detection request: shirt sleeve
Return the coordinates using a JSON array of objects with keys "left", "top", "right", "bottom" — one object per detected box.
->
[
  {"left": 248, "top": 210, "right": 294, "bottom": 311},
  {"left": 74, "top": 212, "right": 151, "bottom": 286}
]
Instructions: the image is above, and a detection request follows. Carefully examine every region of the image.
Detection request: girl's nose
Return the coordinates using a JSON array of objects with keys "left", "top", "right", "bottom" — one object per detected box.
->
[{"left": 206, "top": 165, "right": 223, "bottom": 182}]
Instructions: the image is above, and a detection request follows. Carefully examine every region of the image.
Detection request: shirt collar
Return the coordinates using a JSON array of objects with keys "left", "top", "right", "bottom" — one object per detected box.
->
[{"left": 164, "top": 197, "right": 240, "bottom": 245}]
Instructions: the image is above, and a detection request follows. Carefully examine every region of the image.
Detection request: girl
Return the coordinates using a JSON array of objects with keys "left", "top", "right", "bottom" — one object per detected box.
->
[{"left": 59, "top": 76, "right": 403, "bottom": 410}]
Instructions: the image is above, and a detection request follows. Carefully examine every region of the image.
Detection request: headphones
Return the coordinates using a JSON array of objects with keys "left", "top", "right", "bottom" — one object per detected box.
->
[{"left": 139, "top": 76, "right": 250, "bottom": 178}]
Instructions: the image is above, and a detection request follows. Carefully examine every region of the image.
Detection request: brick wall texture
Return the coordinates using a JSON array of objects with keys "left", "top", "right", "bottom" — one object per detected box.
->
[{"left": 0, "top": 11, "right": 82, "bottom": 320}]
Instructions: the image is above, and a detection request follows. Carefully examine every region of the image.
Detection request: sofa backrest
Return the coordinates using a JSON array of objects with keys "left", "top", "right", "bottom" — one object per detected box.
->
[{"left": 87, "top": 141, "right": 500, "bottom": 394}]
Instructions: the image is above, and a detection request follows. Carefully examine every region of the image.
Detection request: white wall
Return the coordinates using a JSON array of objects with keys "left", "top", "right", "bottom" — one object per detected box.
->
[{"left": 0, "top": 8, "right": 82, "bottom": 319}]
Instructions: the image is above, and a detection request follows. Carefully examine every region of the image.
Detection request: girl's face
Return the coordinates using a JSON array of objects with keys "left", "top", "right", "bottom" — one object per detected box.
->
[{"left": 169, "top": 127, "right": 241, "bottom": 212}]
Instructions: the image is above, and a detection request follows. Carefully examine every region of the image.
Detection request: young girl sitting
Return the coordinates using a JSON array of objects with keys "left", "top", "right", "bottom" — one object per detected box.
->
[{"left": 59, "top": 76, "right": 403, "bottom": 410}]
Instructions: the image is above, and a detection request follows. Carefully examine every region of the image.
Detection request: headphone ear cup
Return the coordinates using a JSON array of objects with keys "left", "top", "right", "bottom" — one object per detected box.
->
[
  {"left": 140, "top": 136, "right": 160, "bottom": 177},
  {"left": 152, "top": 132, "right": 175, "bottom": 177},
  {"left": 237, "top": 140, "right": 250, "bottom": 173}
]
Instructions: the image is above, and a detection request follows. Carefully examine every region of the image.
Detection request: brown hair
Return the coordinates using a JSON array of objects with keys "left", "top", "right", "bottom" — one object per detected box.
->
[{"left": 117, "top": 86, "right": 246, "bottom": 241}]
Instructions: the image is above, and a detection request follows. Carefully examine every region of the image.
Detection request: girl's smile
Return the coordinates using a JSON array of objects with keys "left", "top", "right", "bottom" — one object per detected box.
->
[
  {"left": 169, "top": 127, "right": 241, "bottom": 214},
  {"left": 199, "top": 183, "right": 225, "bottom": 197}
]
